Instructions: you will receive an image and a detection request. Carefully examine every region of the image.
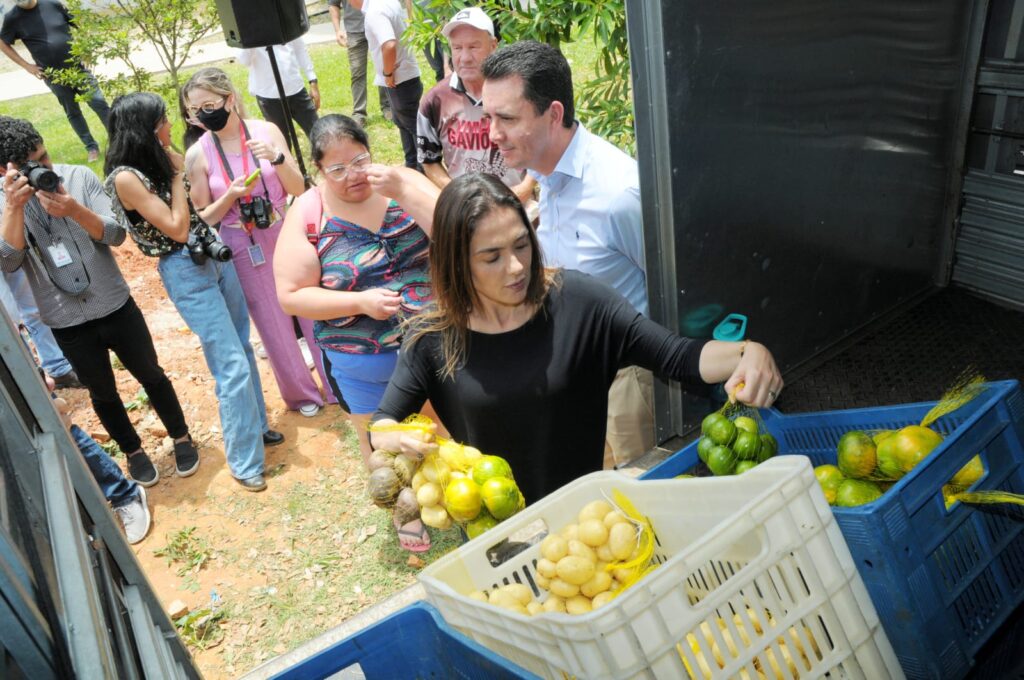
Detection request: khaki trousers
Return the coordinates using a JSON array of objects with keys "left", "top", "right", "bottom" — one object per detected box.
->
[{"left": 603, "top": 366, "right": 655, "bottom": 469}]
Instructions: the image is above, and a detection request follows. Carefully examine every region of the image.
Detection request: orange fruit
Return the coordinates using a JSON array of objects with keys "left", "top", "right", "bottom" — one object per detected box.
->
[
  {"left": 950, "top": 455, "right": 984, "bottom": 489},
  {"left": 836, "top": 431, "right": 877, "bottom": 479},
  {"left": 445, "top": 477, "right": 482, "bottom": 522},
  {"left": 876, "top": 425, "right": 943, "bottom": 479},
  {"left": 814, "top": 464, "right": 846, "bottom": 505},
  {"left": 480, "top": 476, "right": 522, "bottom": 520},
  {"left": 835, "top": 479, "right": 883, "bottom": 507}
]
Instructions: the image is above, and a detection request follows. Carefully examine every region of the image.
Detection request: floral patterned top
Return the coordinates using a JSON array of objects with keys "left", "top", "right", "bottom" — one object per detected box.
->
[{"left": 103, "top": 166, "right": 214, "bottom": 257}]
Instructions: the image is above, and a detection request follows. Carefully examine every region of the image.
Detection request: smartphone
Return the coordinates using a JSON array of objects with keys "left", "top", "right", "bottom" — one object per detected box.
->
[{"left": 244, "top": 168, "right": 262, "bottom": 187}]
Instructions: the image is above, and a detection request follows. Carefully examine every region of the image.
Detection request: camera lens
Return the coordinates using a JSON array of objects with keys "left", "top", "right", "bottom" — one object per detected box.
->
[
  {"left": 21, "top": 162, "right": 60, "bottom": 192},
  {"left": 207, "top": 240, "right": 233, "bottom": 262}
]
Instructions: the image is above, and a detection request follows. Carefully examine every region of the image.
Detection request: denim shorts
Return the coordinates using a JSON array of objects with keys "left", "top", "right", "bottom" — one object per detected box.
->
[{"left": 323, "top": 348, "right": 399, "bottom": 415}]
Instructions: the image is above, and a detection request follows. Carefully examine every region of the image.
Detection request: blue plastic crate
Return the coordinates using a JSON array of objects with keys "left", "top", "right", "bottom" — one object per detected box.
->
[
  {"left": 642, "top": 380, "right": 1024, "bottom": 680},
  {"left": 271, "top": 601, "right": 538, "bottom": 680}
]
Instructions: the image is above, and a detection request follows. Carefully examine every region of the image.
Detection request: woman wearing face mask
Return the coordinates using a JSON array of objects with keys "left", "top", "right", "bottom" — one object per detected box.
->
[
  {"left": 274, "top": 114, "right": 441, "bottom": 552},
  {"left": 104, "top": 92, "right": 282, "bottom": 492},
  {"left": 182, "top": 67, "right": 333, "bottom": 418}
]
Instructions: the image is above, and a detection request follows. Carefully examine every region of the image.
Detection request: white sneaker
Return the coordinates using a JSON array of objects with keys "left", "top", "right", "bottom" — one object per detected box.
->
[
  {"left": 254, "top": 340, "right": 268, "bottom": 360},
  {"left": 114, "top": 486, "right": 152, "bottom": 545},
  {"left": 299, "top": 402, "right": 321, "bottom": 417},
  {"left": 298, "top": 338, "right": 315, "bottom": 370}
]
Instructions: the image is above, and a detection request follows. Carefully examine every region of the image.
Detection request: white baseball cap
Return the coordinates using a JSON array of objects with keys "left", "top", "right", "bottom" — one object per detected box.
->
[{"left": 441, "top": 7, "right": 495, "bottom": 39}]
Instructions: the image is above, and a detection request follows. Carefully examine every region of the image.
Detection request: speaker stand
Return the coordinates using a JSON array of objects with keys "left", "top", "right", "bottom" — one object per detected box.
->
[{"left": 266, "top": 45, "right": 312, "bottom": 189}]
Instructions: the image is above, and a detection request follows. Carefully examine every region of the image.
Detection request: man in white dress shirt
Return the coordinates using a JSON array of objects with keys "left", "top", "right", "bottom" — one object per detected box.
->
[{"left": 237, "top": 37, "right": 320, "bottom": 152}]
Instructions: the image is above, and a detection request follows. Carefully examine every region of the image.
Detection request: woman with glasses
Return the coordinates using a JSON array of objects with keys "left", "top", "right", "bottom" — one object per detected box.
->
[
  {"left": 182, "top": 67, "right": 333, "bottom": 418},
  {"left": 275, "top": 114, "right": 440, "bottom": 552},
  {"left": 104, "top": 92, "right": 282, "bottom": 493}
]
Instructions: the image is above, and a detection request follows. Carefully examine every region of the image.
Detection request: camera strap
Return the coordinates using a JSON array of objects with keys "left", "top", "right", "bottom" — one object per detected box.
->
[{"left": 209, "top": 123, "right": 273, "bottom": 240}]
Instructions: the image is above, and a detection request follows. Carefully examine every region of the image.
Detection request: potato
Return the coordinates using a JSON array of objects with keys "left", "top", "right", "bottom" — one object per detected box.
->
[
  {"left": 608, "top": 522, "right": 637, "bottom": 561},
  {"left": 548, "top": 578, "right": 580, "bottom": 598},
  {"left": 579, "top": 519, "right": 609, "bottom": 547},
  {"left": 540, "top": 534, "right": 569, "bottom": 562},
  {"left": 488, "top": 590, "right": 520, "bottom": 608},
  {"left": 411, "top": 469, "right": 428, "bottom": 492},
  {"left": 420, "top": 504, "right": 452, "bottom": 529},
  {"left": 526, "top": 601, "right": 544, "bottom": 616},
  {"left": 416, "top": 482, "right": 442, "bottom": 508},
  {"left": 596, "top": 543, "right": 615, "bottom": 563},
  {"left": 603, "top": 510, "right": 628, "bottom": 528},
  {"left": 421, "top": 458, "right": 450, "bottom": 485},
  {"left": 612, "top": 566, "right": 634, "bottom": 582},
  {"left": 578, "top": 500, "right": 614, "bottom": 524},
  {"left": 501, "top": 602, "right": 530, "bottom": 616},
  {"left": 501, "top": 583, "right": 533, "bottom": 606},
  {"left": 591, "top": 591, "right": 615, "bottom": 609},
  {"left": 542, "top": 595, "right": 566, "bottom": 613},
  {"left": 560, "top": 523, "right": 580, "bottom": 542},
  {"left": 534, "top": 573, "right": 550, "bottom": 590},
  {"left": 468, "top": 590, "right": 488, "bottom": 602},
  {"left": 556, "top": 556, "right": 596, "bottom": 586},
  {"left": 568, "top": 539, "right": 598, "bottom": 564},
  {"left": 536, "top": 558, "right": 558, "bottom": 579},
  {"left": 565, "top": 595, "right": 593, "bottom": 615},
  {"left": 580, "top": 570, "right": 613, "bottom": 598}
]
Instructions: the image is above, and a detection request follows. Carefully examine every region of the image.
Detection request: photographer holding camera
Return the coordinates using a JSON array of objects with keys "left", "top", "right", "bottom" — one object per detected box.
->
[
  {"left": 183, "top": 68, "right": 333, "bottom": 418},
  {"left": 104, "top": 92, "right": 281, "bottom": 492},
  {"left": 0, "top": 115, "right": 199, "bottom": 487}
]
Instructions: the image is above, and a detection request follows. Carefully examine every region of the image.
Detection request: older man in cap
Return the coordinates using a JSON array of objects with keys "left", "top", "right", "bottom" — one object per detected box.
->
[{"left": 416, "top": 7, "right": 534, "bottom": 204}]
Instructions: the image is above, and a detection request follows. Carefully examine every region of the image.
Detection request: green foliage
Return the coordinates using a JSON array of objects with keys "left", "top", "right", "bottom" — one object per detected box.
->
[
  {"left": 154, "top": 526, "right": 211, "bottom": 576},
  {"left": 406, "top": 0, "right": 633, "bottom": 153},
  {"left": 175, "top": 606, "right": 226, "bottom": 649},
  {"left": 99, "top": 440, "right": 123, "bottom": 459},
  {"left": 52, "top": 0, "right": 219, "bottom": 100},
  {"left": 123, "top": 387, "right": 150, "bottom": 412}
]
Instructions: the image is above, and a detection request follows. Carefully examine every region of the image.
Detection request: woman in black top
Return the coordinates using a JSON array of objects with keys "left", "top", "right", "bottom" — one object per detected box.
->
[{"left": 371, "top": 174, "right": 783, "bottom": 502}]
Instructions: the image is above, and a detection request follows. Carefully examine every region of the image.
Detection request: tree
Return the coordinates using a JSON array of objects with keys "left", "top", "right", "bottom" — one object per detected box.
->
[
  {"left": 407, "top": 0, "right": 634, "bottom": 153},
  {"left": 51, "top": 0, "right": 220, "bottom": 100}
]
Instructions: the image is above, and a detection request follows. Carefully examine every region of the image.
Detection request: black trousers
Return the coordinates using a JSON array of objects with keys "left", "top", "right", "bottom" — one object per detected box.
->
[
  {"left": 386, "top": 77, "right": 424, "bottom": 170},
  {"left": 51, "top": 297, "right": 188, "bottom": 454},
  {"left": 256, "top": 90, "right": 319, "bottom": 154}
]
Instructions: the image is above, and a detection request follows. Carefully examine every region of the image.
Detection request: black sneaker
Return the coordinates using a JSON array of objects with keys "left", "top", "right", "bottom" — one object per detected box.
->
[
  {"left": 52, "top": 371, "right": 83, "bottom": 389},
  {"left": 126, "top": 449, "right": 159, "bottom": 487},
  {"left": 262, "top": 430, "right": 285, "bottom": 447},
  {"left": 173, "top": 436, "right": 199, "bottom": 478}
]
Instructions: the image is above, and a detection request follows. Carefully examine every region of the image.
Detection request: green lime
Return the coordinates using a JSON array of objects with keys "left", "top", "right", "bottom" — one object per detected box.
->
[
  {"left": 733, "top": 430, "right": 761, "bottom": 461},
  {"left": 707, "top": 445, "right": 736, "bottom": 476},
  {"left": 707, "top": 418, "right": 737, "bottom": 447},
  {"left": 837, "top": 431, "right": 877, "bottom": 479},
  {"left": 702, "top": 412, "right": 727, "bottom": 436},
  {"left": 471, "top": 454, "right": 514, "bottom": 486},
  {"left": 734, "top": 416, "right": 758, "bottom": 434},
  {"left": 735, "top": 460, "right": 757, "bottom": 474},
  {"left": 466, "top": 512, "right": 499, "bottom": 540},
  {"left": 757, "top": 433, "right": 778, "bottom": 462},
  {"left": 697, "top": 436, "right": 716, "bottom": 464},
  {"left": 835, "top": 479, "right": 884, "bottom": 507}
]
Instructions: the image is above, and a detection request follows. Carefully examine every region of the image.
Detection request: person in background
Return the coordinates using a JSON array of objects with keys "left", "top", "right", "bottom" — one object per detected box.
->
[
  {"left": 104, "top": 92, "right": 282, "bottom": 492},
  {"left": 0, "top": 115, "right": 197, "bottom": 488},
  {"left": 1, "top": 268, "right": 81, "bottom": 388},
  {"left": 274, "top": 114, "right": 439, "bottom": 551},
  {"left": 370, "top": 174, "right": 784, "bottom": 503},
  {"left": 236, "top": 38, "right": 320, "bottom": 153},
  {"left": 482, "top": 41, "right": 652, "bottom": 470},
  {"left": 327, "top": 0, "right": 392, "bottom": 128},
  {"left": 349, "top": 0, "right": 423, "bottom": 170},
  {"left": 0, "top": 0, "right": 109, "bottom": 162},
  {"left": 416, "top": 7, "right": 534, "bottom": 204},
  {"left": 182, "top": 67, "right": 334, "bottom": 418}
]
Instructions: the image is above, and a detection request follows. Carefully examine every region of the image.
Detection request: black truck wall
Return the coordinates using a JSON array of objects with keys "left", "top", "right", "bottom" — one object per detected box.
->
[{"left": 627, "top": 0, "right": 987, "bottom": 442}]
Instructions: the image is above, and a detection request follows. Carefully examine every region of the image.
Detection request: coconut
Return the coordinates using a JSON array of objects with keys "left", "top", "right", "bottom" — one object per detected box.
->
[
  {"left": 367, "top": 449, "right": 398, "bottom": 472},
  {"left": 392, "top": 453, "right": 419, "bottom": 487},
  {"left": 393, "top": 487, "right": 421, "bottom": 526},
  {"left": 367, "top": 466, "right": 402, "bottom": 508}
]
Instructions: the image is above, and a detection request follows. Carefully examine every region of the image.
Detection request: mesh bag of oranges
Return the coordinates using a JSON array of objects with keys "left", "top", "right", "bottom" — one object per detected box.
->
[{"left": 366, "top": 414, "right": 526, "bottom": 538}]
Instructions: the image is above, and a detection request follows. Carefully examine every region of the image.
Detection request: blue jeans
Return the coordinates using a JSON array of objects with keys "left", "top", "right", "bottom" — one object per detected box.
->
[
  {"left": 1, "top": 270, "right": 74, "bottom": 378},
  {"left": 157, "top": 248, "right": 267, "bottom": 480},
  {"left": 71, "top": 424, "right": 138, "bottom": 508},
  {"left": 45, "top": 69, "right": 110, "bottom": 153}
]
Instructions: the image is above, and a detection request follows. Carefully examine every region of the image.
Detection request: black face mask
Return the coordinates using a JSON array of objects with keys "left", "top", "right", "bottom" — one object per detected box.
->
[{"left": 197, "top": 106, "right": 230, "bottom": 132}]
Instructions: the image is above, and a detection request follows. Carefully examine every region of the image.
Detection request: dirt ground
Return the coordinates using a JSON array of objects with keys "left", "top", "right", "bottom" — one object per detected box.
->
[{"left": 61, "top": 245, "right": 460, "bottom": 677}]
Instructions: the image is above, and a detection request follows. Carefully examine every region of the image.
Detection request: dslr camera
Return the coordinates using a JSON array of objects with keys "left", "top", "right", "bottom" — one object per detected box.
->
[
  {"left": 239, "top": 196, "right": 272, "bottom": 230},
  {"left": 187, "top": 231, "right": 232, "bottom": 266},
  {"left": 19, "top": 161, "right": 61, "bottom": 192}
]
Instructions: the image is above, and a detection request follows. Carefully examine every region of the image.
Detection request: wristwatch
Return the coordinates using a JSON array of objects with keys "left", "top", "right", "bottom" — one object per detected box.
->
[{"left": 271, "top": 152, "right": 286, "bottom": 166}]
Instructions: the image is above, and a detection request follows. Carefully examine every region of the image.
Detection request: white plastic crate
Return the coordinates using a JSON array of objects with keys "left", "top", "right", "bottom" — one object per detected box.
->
[{"left": 419, "top": 457, "right": 904, "bottom": 679}]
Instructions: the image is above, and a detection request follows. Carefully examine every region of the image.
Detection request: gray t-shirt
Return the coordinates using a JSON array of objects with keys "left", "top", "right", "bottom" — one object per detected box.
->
[{"left": 326, "top": 0, "right": 364, "bottom": 34}]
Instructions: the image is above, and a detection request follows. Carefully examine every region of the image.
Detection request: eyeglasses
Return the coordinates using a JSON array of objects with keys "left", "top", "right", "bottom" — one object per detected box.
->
[
  {"left": 185, "top": 97, "right": 226, "bottom": 119},
  {"left": 322, "top": 152, "right": 372, "bottom": 180}
]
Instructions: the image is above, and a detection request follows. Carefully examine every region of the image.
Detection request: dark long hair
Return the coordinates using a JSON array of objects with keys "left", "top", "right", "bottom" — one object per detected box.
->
[
  {"left": 406, "top": 173, "right": 554, "bottom": 379},
  {"left": 310, "top": 114, "right": 370, "bottom": 168},
  {"left": 104, "top": 92, "right": 174, "bottom": 193}
]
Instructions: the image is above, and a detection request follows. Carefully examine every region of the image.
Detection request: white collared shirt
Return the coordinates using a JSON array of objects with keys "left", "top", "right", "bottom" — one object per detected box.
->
[
  {"left": 236, "top": 38, "right": 316, "bottom": 99},
  {"left": 532, "top": 125, "right": 648, "bottom": 316}
]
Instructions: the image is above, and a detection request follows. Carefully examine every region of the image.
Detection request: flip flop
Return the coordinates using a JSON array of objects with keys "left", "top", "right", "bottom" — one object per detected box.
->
[{"left": 397, "top": 521, "right": 431, "bottom": 553}]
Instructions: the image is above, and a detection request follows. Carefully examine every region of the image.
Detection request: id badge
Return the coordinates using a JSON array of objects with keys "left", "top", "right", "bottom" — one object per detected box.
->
[
  {"left": 48, "top": 242, "right": 73, "bottom": 267},
  {"left": 248, "top": 243, "right": 266, "bottom": 267}
]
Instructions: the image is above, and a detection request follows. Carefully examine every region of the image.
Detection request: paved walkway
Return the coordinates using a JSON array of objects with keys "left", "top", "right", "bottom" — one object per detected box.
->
[{"left": 0, "top": 21, "right": 337, "bottom": 102}]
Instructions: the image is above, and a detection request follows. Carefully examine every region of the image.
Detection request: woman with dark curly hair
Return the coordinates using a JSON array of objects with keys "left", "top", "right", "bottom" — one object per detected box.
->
[{"left": 103, "top": 92, "right": 281, "bottom": 492}]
